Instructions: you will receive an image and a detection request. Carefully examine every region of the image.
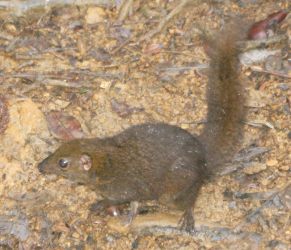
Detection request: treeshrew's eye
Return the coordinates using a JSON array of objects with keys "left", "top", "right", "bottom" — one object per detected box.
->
[{"left": 59, "top": 159, "right": 70, "bottom": 169}]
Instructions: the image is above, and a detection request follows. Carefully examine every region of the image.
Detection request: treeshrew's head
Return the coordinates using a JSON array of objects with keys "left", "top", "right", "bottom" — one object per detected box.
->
[{"left": 38, "top": 140, "right": 96, "bottom": 185}]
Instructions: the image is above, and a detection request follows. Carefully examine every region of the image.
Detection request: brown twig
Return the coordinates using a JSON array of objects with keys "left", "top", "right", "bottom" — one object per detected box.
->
[
  {"left": 0, "top": 71, "right": 122, "bottom": 80},
  {"left": 118, "top": 0, "right": 134, "bottom": 22},
  {"left": 250, "top": 66, "right": 291, "bottom": 79},
  {"left": 239, "top": 34, "right": 288, "bottom": 52},
  {"left": 111, "top": 38, "right": 132, "bottom": 55}
]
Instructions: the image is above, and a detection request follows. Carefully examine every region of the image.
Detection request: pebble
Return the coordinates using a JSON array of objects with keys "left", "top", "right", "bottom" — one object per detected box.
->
[
  {"left": 85, "top": 7, "right": 106, "bottom": 24},
  {"left": 266, "top": 159, "right": 278, "bottom": 167},
  {"left": 279, "top": 165, "right": 289, "bottom": 171},
  {"left": 278, "top": 83, "right": 289, "bottom": 91},
  {"left": 243, "top": 162, "right": 267, "bottom": 175},
  {"left": 54, "top": 99, "right": 70, "bottom": 109},
  {"left": 100, "top": 81, "right": 112, "bottom": 91},
  {"left": 181, "top": 123, "right": 189, "bottom": 129}
]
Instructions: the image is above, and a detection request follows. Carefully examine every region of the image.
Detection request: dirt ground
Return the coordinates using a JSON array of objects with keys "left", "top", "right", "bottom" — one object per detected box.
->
[{"left": 0, "top": 0, "right": 290, "bottom": 249}]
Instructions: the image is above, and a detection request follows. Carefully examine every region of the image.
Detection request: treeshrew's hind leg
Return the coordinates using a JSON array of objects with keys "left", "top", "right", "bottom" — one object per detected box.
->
[
  {"left": 121, "top": 201, "right": 139, "bottom": 226},
  {"left": 175, "top": 181, "right": 203, "bottom": 232},
  {"left": 178, "top": 208, "right": 195, "bottom": 232}
]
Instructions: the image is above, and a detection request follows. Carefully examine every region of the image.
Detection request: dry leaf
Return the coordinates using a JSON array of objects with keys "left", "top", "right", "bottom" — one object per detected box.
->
[
  {"left": 111, "top": 98, "right": 144, "bottom": 118},
  {"left": 143, "top": 43, "right": 163, "bottom": 55},
  {"left": 46, "top": 110, "right": 84, "bottom": 141},
  {"left": 248, "top": 10, "right": 288, "bottom": 40}
]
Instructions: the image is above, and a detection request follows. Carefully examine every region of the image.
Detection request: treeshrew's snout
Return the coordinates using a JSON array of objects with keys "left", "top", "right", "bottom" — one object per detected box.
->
[{"left": 38, "top": 157, "right": 49, "bottom": 173}]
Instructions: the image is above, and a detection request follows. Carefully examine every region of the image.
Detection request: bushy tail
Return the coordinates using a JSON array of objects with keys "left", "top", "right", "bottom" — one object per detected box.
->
[{"left": 200, "top": 25, "right": 246, "bottom": 171}]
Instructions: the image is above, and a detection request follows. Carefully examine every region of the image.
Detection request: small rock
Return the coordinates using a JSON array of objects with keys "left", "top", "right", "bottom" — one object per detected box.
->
[
  {"left": 85, "top": 7, "right": 106, "bottom": 24},
  {"left": 100, "top": 81, "right": 112, "bottom": 91},
  {"left": 279, "top": 165, "right": 289, "bottom": 171},
  {"left": 181, "top": 123, "right": 189, "bottom": 129},
  {"left": 261, "top": 178, "right": 269, "bottom": 186},
  {"left": 228, "top": 201, "right": 237, "bottom": 209},
  {"left": 3, "top": 23, "right": 17, "bottom": 34},
  {"left": 143, "top": 43, "right": 163, "bottom": 55},
  {"left": 3, "top": 99, "right": 49, "bottom": 145},
  {"left": 54, "top": 99, "right": 70, "bottom": 109},
  {"left": 243, "top": 162, "right": 267, "bottom": 175},
  {"left": 105, "top": 234, "right": 118, "bottom": 244},
  {"left": 72, "top": 232, "right": 80, "bottom": 239},
  {"left": 278, "top": 83, "right": 289, "bottom": 91},
  {"left": 265, "top": 55, "right": 283, "bottom": 71},
  {"left": 246, "top": 89, "right": 268, "bottom": 108},
  {"left": 266, "top": 159, "right": 278, "bottom": 167}
]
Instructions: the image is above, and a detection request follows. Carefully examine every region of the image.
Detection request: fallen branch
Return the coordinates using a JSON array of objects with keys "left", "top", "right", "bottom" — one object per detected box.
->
[
  {"left": 0, "top": 71, "right": 122, "bottom": 80},
  {"left": 118, "top": 0, "right": 134, "bottom": 22},
  {"left": 234, "top": 183, "right": 291, "bottom": 232},
  {"left": 239, "top": 35, "right": 288, "bottom": 51},
  {"left": 250, "top": 66, "right": 291, "bottom": 79}
]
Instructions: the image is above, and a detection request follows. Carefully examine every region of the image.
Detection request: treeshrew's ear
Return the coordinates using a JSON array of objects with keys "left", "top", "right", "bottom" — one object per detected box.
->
[{"left": 80, "top": 154, "right": 92, "bottom": 171}]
